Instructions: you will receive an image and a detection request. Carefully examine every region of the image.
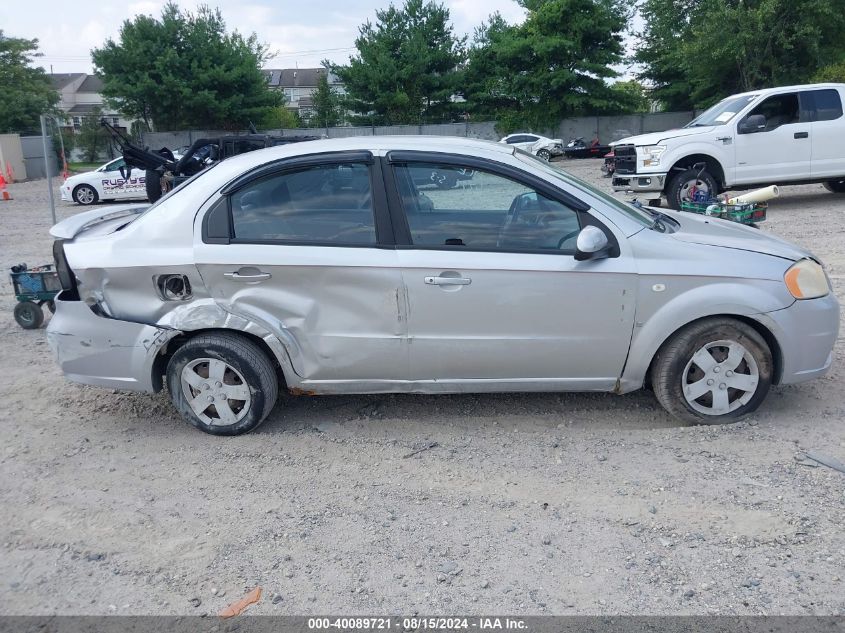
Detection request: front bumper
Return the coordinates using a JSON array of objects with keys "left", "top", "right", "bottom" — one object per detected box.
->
[
  {"left": 754, "top": 293, "right": 840, "bottom": 384},
  {"left": 612, "top": 173, "right": 667, "bottom": 193},
  {"left": 46, "top": 291, "right": 177, "bottom": 392}
]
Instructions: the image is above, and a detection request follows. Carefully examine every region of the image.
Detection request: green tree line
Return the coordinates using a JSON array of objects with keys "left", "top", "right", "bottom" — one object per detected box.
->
[{"left": 3, "top": 0, "right": 845, "bottom": 136}]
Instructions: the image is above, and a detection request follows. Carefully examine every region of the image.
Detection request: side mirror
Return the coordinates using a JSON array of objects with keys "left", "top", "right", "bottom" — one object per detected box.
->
[
  {"left": 739, "top": 114, "right": 766, "bottom": 134},
  {"left": 574, "top": 226, "right": 610, "bottom": 261}
]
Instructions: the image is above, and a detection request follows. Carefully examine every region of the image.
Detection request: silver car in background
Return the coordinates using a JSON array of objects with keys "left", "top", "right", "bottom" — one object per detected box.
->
[{"left": 46, "top": 137, "right": 839, "bottom": 435}]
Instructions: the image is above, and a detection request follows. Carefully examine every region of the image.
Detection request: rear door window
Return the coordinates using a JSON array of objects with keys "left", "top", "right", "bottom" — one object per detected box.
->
[
  {"left": 230, "top": 163, "right": 377, "bottom": 244},
  {"left": 804, "top": 89, "right": 843, "bottom": 122}
]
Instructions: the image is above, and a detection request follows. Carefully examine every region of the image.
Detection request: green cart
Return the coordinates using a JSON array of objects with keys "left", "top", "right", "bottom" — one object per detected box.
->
[{"left": 10, "top": 264, "right": 61, "bottom": 329}]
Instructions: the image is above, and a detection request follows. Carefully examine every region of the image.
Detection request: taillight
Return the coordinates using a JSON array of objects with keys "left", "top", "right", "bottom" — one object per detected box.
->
[{"left": 52, "top": 240, "right": 76, "bottom": 292}]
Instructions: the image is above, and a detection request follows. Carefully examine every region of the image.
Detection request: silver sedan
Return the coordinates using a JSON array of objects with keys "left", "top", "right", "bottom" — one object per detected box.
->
[{"left": 46, "top": 137, "right": 839, "bottom": 435}]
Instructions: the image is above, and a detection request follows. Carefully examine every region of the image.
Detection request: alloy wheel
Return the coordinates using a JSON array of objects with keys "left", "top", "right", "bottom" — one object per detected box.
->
[{"left": 682, "top": 340, "right": 759, "bottom": 415}]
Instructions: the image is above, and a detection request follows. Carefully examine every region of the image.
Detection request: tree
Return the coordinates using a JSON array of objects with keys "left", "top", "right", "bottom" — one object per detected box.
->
[
  {"left": 463, "top": 0, "right": 634, "bottom": 132},
  {"left": 76, "top": 107, "right": 109, "bottom": 162},
  {"left": 92, "top": 3, "right": 281, "bottom": 131},
  {"left": 0, "top": 31, "right": 59, "bottom": 133},
  {"left": 636, "top": 0, "right": 845, "bottom": 110},
  {"left": 310, "top": 71, "right": 343, "bottom": 128},
  {"left": 610, "top": 80, "right": 652, "bottom": 113},
  {"left": 331, "top": 0, "right": 466, "bottom": 125},
  {"left": 814, "top": 61, "right": 845, "bottom": 83},
  {"left": 260, "top": 106, "right": 302, "bottom": 130}
]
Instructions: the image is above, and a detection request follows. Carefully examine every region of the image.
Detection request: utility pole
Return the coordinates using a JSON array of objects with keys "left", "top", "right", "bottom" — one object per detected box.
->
[{"left": 40, "top": 114, "right": 57, "bottom": 225}]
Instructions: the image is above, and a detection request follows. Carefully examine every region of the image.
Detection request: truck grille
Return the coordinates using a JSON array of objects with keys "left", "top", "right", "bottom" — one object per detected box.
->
[{"left": 614, "top": 144, "right": 637, "bottom": 175}]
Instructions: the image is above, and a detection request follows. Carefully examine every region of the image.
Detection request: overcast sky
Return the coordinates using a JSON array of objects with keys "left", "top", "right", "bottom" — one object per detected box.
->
[{"left": 7, "top": 0, "right": 529, "bottom": 74}]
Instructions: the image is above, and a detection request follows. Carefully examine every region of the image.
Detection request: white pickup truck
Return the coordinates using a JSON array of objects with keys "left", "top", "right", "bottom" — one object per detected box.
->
[{"left": 611, "top": 83, "right": 845, "bottom": 208}]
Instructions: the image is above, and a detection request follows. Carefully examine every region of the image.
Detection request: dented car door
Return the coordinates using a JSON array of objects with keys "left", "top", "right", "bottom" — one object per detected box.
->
[{"left": 195, "top": 154, "right": 409, "bottom": 384}]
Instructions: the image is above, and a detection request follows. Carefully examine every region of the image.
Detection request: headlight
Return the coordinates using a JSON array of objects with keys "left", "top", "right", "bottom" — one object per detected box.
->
[
  {"left": 640, "top": 145, "right": 666, "bottom": 167},
  {"left": 784, "top": 259, "right": 830, "bottom": 300}
]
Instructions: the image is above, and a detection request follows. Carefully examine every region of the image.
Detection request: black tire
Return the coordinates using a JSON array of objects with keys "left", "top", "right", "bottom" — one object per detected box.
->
[
  {"left": 14, "top": 301, "right": 44, "bottom": 329},
  {"left": 651, "top": 317, "right": 773, "bottom": 425},
  {"left": 166, "top": 332, "right": 279, "bottom": 436},
  {"left": 433, "top": 170, "right": 458, "bottom": 190},
  {"left": 145, "top": 170, "right": 163, "bottom": 203},
  {"left": 536, "top": 148, "right": 551, "bottom": 161},
  {"left": 666, "top": 167, "right": 718, "bottom": 210},
  {"left": 72, "top": 184, "right": 99, "bottom": 206},
  {"left": 823, "top": 179, "right": 845, "bottom": 193}
]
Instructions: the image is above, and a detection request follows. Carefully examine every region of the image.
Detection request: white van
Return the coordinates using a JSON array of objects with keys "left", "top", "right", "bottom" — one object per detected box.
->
[{"left": 611, "top": 83, "right": 845, "bottom": 208}]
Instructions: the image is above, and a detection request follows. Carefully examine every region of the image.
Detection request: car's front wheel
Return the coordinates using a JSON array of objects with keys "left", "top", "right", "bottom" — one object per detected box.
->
[
  {"left": 823, "top": 179, "right": 845, "bottom": 193},
  {"left": 72, "top": 184, "right": 99, "bottom": 205},
  {"left": 166, "top": 333, "right": 279, "bottom": 435},
  {"left": 666, "top": 167, "right": 718, "bottom": 210},
  {"left": 651, "top": 317, "right": 773, "bottom": 425}
]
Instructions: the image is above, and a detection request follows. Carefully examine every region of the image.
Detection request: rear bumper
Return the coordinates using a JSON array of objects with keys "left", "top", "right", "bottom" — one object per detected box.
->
[
  {"left": 754, "top": 293, "right": 840, "bottom": 384},
  {"left": 46, "top": 291, "right": 177, "bottom": 392},
  {"left": 612, "top": 173, "right": 667, "bottom": 193},
  {"left": 60, "top": 185, "right": 72, "bottom": 201}
]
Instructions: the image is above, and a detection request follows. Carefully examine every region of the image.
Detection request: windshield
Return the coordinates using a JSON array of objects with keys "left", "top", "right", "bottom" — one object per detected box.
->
[
  {"left": 514, "top": 149, "right": 653, "bottom": 228},
  {"left": 137, "top": 162, "right": 221, "bottom": 218},
  {"left": 685, "top": 94, "right": 759, "bottom": 127}
]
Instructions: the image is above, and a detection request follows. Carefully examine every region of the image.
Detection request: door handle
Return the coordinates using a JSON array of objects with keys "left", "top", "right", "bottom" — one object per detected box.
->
[
  {"left": 424, "top": 276, "right": 471, "bottom": 286},
  {"left": 794, "top": 131, "right": 809, "bottom": 139},
  {"left": 224, "top": 270, "right": 271, "bottom": 282}
]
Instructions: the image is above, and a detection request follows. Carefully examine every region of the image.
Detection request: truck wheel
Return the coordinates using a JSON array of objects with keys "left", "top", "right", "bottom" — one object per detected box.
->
[
  {"left": 14, "top": 301, "right": 44, "bottom": 329},
  {"left": 145, "top": 170, "right": 164, "bottom": 203},
  {"left": 166, "top": 332, "right": 279, "bottom": 436},
  {"left": 433, "top": 170, "right": 458, "bottom": 190},
  {"left": 72, "top": 184, "right": 99, "bottom": 206},
  {"left": 651, "top": 317, "right": 772, "bottom": 425},
  {"left": 667, "top": 167, "right": 718, "bottom": 210},
  {"left": 823, "top": 179, "right": 845, "bottom": 193}
]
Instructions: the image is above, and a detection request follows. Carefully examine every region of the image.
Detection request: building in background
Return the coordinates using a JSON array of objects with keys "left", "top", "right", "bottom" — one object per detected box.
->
[
  {"left": 49, "top": 74, "right": 134, "bottom": 131},
  {"left": 263, "top": 68, "right": 345, "bottom": 124}
]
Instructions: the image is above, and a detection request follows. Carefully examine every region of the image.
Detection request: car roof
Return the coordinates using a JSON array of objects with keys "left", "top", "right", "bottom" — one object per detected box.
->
[
  {"left": 217, "top": 134, "right": 515, "bottom": 173},
  {"left": 728, "top": 82, "right": 845, "bottom": 99}
]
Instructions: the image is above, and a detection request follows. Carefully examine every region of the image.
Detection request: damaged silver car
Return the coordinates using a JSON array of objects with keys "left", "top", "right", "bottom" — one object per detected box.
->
[{"left": 47, "top": 137, "right": 839, "bottom": 435}]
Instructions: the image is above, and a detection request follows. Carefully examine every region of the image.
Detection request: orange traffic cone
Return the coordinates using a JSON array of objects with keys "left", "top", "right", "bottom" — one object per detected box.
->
[{"left": 0, "top": 170, "right": 10, "bottom": 201}]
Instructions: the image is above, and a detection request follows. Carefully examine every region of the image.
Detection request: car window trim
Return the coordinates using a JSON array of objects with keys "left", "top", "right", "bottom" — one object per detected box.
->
[
  {"left": 205, "top": 152, "right": 395, "bottom": 248},
  {"left": 220, "top": 150, "right": 374, "bottom": 195},
  {"left": 381, "top": 151, "right": 619, "bottom": 257}
]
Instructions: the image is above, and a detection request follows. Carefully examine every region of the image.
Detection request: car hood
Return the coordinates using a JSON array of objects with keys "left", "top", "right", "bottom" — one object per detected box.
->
[
  {"left": 663, "top": 210, "right": 813, "bottom": 262},
  {"left": 50, "top": 204, "right": 149, "bottom": 239},
  {"left": 63, "top": 170, "right": 103, "bottom": 186},
  {"left": 612, "top": 126, "right": 716, "bottom": 147}
]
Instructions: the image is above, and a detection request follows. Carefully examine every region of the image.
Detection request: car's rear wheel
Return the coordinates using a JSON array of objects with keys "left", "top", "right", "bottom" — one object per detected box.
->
[
  {"left": 823, "top": 179, "right": 845, "bottom": 193},
  {"left": 72, "top": 184, "right": 98, "bottom": 206},
  {"left": 166, "top": 333, "right": 279, "bottom": 435},
  {"left": 536, "top": 148, "right": 551, "bottom": 161},
  {"left": 666, "top": 167, "right": 718, "bottom": 210},
  {"left": 651, "top": 317, "right": 772, "bottom": 425}
]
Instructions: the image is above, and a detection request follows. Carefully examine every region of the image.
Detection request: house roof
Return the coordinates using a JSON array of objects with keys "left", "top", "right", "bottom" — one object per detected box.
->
[
  {"left": 263, "top": 67, "right": 341, "bottom": 88},
  {"left": 49, "top": 73, "right": 85, "bottom": 90},
  {"left": 78, "top": 75, "right": 104, "bottom": 92},
  {"left": 68, "top": 104, "right": 117, "bottom": 115}
]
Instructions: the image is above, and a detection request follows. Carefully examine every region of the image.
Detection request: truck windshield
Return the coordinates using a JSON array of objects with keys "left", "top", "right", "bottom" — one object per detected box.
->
[{"left": 685, "top": 94, "right": 759, "bottom": 127}]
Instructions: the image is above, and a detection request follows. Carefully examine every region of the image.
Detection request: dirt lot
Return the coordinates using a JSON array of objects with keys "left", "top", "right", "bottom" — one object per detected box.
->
[{"left": 0, "top": 159, "right": 843, "bottom": 616}]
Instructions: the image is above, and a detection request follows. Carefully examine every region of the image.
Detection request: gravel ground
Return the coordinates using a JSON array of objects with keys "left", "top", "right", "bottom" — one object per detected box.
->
[{"left": 0, "top": 160, "right": 843, "bottom": 616}]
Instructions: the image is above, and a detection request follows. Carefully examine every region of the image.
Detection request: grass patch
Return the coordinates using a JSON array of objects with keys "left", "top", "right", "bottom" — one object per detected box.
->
[{"left": 68, "top": 162, "right": 101, "bottom": 173}]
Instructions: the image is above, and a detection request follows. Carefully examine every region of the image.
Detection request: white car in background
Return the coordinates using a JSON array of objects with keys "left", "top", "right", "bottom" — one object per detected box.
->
[
  {"left": 500, "top": 133, "right": 564, "bottom": 160},
  {"left": 60, "top": 157, "right": 147, "bottom": 206}
]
